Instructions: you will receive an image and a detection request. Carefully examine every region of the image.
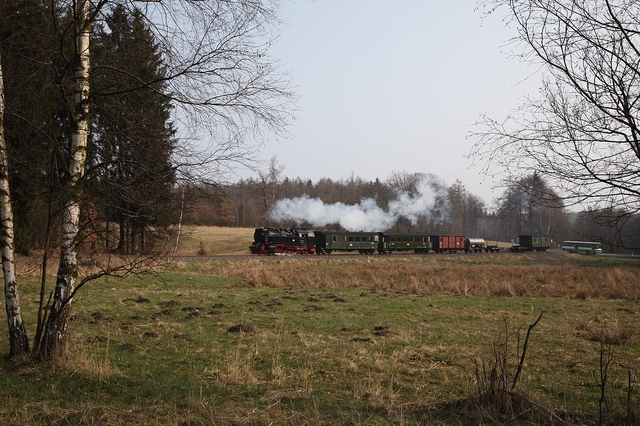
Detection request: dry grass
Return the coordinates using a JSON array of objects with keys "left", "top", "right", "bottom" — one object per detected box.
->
[
  {"left": 211, "top": 254, "right": 640, "bottom": 301},
  {"left": 173, "top": 226, "right": 254, "bottom": 256},
  {"left": 67, "top": 342, "right": 117, "bottom": 380},
  {"left": 12, "top": 226, "right": 255, "bottom": 275}
]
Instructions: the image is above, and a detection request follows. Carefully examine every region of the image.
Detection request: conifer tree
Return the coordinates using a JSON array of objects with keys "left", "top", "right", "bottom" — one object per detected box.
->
[{"left": 91, "top": 5, "right": 176, "bottom": 255}]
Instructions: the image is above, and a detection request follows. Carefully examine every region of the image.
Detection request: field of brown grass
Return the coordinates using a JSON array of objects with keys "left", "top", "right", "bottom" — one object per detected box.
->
[
  {"left": 173, "top": 225, "right": 255, "bottom": 256},
  {"left": 167, "top": 226, "right": 640, "bottom": 300},
  {"left": 177, "top": 252, "right": 640, "bottom": 301}
]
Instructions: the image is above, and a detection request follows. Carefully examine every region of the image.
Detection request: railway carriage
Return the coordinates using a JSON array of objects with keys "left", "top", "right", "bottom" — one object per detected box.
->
[
  {"left": 314, "top": 231, "right": 380, "bottom": 254},
  {"left": 510, "top": 235, "right": 550, "bottom": 252},
  {"left": 381, "top": 234, "right": 432, "bottom": 254}
]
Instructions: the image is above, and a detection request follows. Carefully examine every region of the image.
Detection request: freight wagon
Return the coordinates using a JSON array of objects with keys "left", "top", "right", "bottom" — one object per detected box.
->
[
  {"left": 464, "top": 238, "right": 486, "bottom": 253},
  {"left": 431, "top": 235, "right": 465, "bottom": 253}
]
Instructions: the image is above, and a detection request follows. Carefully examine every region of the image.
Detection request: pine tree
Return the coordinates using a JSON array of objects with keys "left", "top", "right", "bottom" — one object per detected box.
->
[{"left": 91, "top": 5, "right": 176, "bottom": 255}]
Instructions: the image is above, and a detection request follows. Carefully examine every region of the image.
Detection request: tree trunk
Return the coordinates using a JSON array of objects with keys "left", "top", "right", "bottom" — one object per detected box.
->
[
  {"left": 117, "top": 213, "right": 126, "bottom": 253},
  {"left": 105, "top": 218, "right": 110, "bottom": 251},
  {"left": 0, "top": 51, "right": 30, "bottom": 358},
  {"left": 131, "top": 222, "right": 137, "bottom": 255},
  {"left": 39, "top": 0, "right": 91, "bottom": 360},
  {"left": 140, "top": 224, "right": 145, "bottom": 255}
]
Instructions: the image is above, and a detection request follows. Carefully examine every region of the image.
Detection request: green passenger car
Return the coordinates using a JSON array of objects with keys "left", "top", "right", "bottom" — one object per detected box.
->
[
  {"left": 381, "top": 234, "right": 432, "bottom": 254},
  {"left": 315, "top": 231, "right": 380, "bottom": 254}
]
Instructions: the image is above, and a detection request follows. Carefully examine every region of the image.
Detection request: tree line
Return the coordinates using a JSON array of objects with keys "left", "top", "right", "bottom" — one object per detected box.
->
[{"left": 182, "top": 163, "right": 640, "bottom": 252}]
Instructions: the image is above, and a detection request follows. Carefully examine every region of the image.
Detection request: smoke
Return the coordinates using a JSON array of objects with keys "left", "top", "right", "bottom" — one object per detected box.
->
[{"left": 269, "top": 178, "right": 443, "bottom": 231}]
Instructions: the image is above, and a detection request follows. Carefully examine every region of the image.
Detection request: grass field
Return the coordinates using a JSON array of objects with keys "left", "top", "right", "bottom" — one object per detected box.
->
[
  {"left": 2, "top": 227, "right": 640, "bottom": 425},
  {"left": 172, "top": 226, "right": 255, "bottom": 256}
]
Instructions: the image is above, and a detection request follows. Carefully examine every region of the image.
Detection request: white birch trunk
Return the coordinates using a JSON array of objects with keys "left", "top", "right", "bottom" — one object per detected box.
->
[
  {"left": 0, "top": 51, "right": 30, "bottom": 358},
  {"left": 41, "top": 0, "right": 91, "bottom": 359}
]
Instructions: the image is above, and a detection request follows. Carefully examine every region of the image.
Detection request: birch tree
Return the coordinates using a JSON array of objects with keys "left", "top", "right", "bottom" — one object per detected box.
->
[
  {"left": 37, "top": 0, "right": 93, "bottom": 359},
  {"left": 0, "top": 52, "right": 29, "bottom": 358}
]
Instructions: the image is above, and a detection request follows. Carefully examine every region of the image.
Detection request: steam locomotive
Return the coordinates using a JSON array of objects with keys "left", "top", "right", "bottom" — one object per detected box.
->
[{"left": 249, "top": 228, "right": 550, "bottom": 255}]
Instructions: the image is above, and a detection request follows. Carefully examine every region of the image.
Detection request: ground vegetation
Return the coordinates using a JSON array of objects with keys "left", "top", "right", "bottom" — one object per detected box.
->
[{"left": 1, "top": 252, "right": 638, "bottom": 424}]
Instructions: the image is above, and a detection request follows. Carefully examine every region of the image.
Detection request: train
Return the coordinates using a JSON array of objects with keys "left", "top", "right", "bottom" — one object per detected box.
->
[{"left": 249, "top": 228, "right": 551, "bottom": 255}]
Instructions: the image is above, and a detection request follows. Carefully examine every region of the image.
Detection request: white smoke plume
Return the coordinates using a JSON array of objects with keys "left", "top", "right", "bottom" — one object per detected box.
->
[{"left": 269, "top": 178, "right": 443, "bottom": 231}]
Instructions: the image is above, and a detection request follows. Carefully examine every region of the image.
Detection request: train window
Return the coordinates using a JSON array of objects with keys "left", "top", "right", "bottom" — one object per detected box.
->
[
  {"left": 349, "top": 236, "right": 354, "bottom": 242},
  {"left": 390, "top": 237, "right": 395, "bottom": 242},
  {"left": 411, "top": 237, "right": 414, "bottom": 242},
  {"left": 355, "top": 237, "right": 360, "bottom": 242},
  {"left": 404, "top": 237, "right": 408, "bottom": 242},
  {"left": 332, "top": 236, "right": 336, "bottom": 243}
]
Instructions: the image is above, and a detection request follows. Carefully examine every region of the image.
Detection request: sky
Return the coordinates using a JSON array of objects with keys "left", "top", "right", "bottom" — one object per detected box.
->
[{"left": 252, "top": 0, "right": 542, "bottom": 205}]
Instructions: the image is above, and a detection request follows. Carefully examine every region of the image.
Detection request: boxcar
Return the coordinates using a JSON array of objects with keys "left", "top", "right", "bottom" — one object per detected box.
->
[
  {"left": 381, "top": 234, "right": 432, "bottom": 254},
  {"left": 431, "top": 235, "right": 465, "bottom": 253}
]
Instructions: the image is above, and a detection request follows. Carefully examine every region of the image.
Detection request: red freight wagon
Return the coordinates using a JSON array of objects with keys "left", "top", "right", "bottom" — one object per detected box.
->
[{"left": 431, "top": 235, "right": 465, "bottom": 253}]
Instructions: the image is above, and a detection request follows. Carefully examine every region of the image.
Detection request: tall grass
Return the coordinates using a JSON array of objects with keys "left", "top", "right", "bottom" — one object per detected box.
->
[{"left": 211, "top": 253, "right": 640, "bottom": 300}]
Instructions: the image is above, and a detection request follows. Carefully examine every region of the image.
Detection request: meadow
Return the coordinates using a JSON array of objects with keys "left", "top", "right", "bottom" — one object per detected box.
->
[{"left": 1, "top": 227, "right": 640, "bottom": 425}]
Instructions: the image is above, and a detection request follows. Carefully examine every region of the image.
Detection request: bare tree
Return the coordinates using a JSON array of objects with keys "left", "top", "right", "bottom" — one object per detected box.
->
[
  {"left": 471, "top": 0, "right": 640, "bottom": 219},
  {"left": 494, "top": 174, "right": 569, "bottom": 242},
  {"left": 447, "top": 180, "right": 486, "bottom": 236},
  {"left": 256, "top": 156, "right": 285, "bottom": 222}
]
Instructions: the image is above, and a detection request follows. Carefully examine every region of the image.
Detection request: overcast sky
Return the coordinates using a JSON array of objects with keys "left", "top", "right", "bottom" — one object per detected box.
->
[{"left": 252, "top": 0, "right": 541, "bottom": 205}]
